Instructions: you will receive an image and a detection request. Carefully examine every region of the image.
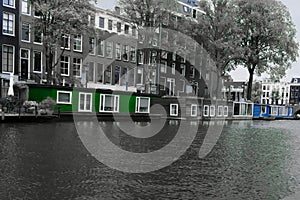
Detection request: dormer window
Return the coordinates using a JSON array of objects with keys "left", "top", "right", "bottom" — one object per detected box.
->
[{"left": 294, "top": 79, "right": 298, "bottom": 83}]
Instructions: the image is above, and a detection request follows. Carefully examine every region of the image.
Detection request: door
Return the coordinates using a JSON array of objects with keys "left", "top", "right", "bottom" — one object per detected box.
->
[
  {"left": 20, "top": 49, "right": 29, "bottom": 80},
  {"left": 167, "top": 78, "right": 175, "bottom": 96}
]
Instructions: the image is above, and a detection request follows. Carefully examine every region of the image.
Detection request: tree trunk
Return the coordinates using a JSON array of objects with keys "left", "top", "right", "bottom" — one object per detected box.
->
[
  {"left": 45, "top": 46, "right": 53, "bottom": 84},
  {"left": 247, "top": 68, "right": 254, "bottom": 100}
]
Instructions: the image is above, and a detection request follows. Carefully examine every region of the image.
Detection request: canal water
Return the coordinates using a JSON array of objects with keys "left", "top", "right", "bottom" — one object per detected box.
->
[{"left": 1, "top": 120, "right": 300, "bottom": 200}]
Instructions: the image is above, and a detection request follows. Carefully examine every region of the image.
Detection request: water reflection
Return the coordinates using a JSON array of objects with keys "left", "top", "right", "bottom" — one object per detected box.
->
[{"left": 0, "top": 120, "right": 299, "bottom": 199}]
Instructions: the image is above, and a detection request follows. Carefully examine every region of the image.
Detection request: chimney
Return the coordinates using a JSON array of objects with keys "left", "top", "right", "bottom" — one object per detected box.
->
[{"left": 115, "top": 6, "right": 121, "bottom": 15}]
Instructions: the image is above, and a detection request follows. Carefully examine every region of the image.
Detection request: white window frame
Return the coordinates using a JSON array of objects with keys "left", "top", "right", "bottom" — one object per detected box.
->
[
  {"left": 33, "top": 51, "right": 42, "bottom": 73},
  {"left": 57, "top": 91, "right": 72, "bottom": 105},
  {"left": 20, "top": 48, "right": 30, "bottom": 79},
  {"left": 2, "top": 44, "right": 15, "bottom": 74},
  {"left": 191, "top": 104, "right": 197, "bottom": 117},
  {"left": 99, "top": 94, "right": 119, "bottom": 113},
  {"left": 73, "top": 35, "right": 82, "bottom": 52},
  {"left": 21, "top": 0, "right": 31, "bottom": 15},
  {"left": 135, "top": 97, "right": 150, "bottom": 114},
  {"left": 73, "top": 58, "right": 82, "bottom": 78},
  {"left": 79, "top": 92, "right": 93, "bottom": 112},
  {"left": 61, "top": 34, "right": 70, "bottom": 50},
  {"left": 203, "top": 105, "right": 209, "bottom": 117},
  {"left": 21, "top": 22, "right": 30, "bottom": 43},
  {"left": 136, "top": 67, "right": 143, "bottom": 85},
  {"left": 130, "top": 46, "right": 136, "bottom": 63},
  {"left": 97, "top": 39, "right": 104, "bottom": 57},
  {"left": 106, "top": 41, "right": 113, "bottom": 58},
  {"left": 2, "top": 12, "right": 15, "bottom": 36},
  {"left": 160, "top": 61, "right": 167, "bottom": 73},
  {"left": 170, "top": 104, "right": 179, "bottom": 117},
  {"left": 33, "top": 28, "right": 43, "bottom": 45},
  {"left": 224, "top": 106, "right": 229, "bottom": 117},
  {"left": 210, "top": 105, "right": 216, "bottom": 117},
  {"left": 172, "top": 63, "right": 176, "bottom": 75},
  {"left": 115, "top": 43, "right": 121, "bottom": 60},
  {"left": 138, "top": 51, "right": 144, "bottom": 64},
  {"left": 60, "top": 56, "right": 70, "bottom": 76},
  {"left": 218, "top": 106, "right": 223, "bottom": 117},
  {"left": 99, "top": 17, "right": 105, "bottom": 29},
  {"left": 3, "top": 0, "right": 15, "bottom": 8}
]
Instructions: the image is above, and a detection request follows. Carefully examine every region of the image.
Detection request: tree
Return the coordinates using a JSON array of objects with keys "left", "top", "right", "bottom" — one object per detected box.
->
[
  {"left": 233, "top": 0, "right": 299, "bottom": 100},
  {"left": 30, "top": 0, "right": 96, "bottom": 84}
]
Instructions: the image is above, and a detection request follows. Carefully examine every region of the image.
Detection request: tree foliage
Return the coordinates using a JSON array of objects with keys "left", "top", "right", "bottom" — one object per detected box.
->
[
  {"left": 30, "top": 0, "right": 96, "bottom": 84},
  {"left": 232, "top": 0, "right": 299, "bottom": 99}
]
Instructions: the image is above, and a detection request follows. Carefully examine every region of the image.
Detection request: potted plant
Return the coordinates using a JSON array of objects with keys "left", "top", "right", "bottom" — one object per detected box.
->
[{"left": 40, "top": 97, "right": 56, "bottom": 115}]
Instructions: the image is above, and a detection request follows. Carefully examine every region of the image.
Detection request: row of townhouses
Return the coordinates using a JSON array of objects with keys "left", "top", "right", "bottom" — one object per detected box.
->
[{"left": 1, "top": 0, "right": 218, "bottom": 101}]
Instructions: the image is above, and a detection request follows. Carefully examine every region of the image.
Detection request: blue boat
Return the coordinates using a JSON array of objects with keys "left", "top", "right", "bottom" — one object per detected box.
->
[{"left": 253, "top": 104, "right": 294, "bottom": 120}]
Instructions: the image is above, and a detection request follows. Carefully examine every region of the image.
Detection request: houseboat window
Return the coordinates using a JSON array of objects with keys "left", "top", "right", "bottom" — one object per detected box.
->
[
  {"left": 247, "top": 104, "right": 253, "bottom": 116},
  {"left": 170, "top": 104, "right": 178, "bottom": 116},
  {"left": 57, "top": 91, "right": 72, "bottom": 104},
  {"left": 271, "top": 106, "right": 278, "bottom": 116},
  {"left": 100, "top": 94, "right": 119, "bottom": 113},
  {"left": 136, "top": 97, "right": 150, "bottom": 113},
  {"left": 218, "top": 106, "right": 223, "bottom": 117},
  {"left": 224, "top": 106, "right": 228, "bottom": 117},
  {"left": 203, "top": 105, "right": 209, "bottom": 117},
  {"left": 210, "top": 106, "right": 215, "bottom": 117},
  {"left": 191, "top": 104, "right": 197, "bottom": 117},
  {"left": 79, "top": 93, "right": 92, "bottom": 112}
]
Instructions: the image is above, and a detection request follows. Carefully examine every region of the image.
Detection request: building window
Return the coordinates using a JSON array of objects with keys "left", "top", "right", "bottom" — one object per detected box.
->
[
  {"left": 130, "top": 47, "right": 136, "bottom": 62},
  {"left": 60, "top": 56, "right": 70, "bottom": 76},
  {"left": 104, "top": 65, "right": 112, "bottom": 84},
  {"left": 100, "top": 94, "right": 119, "bottom": 113},
  {"left": 96, "top": 63, "right": 103, "bottom": 83},
  {"left": 89, "top": 37, "right": 95, "bottom": 55},
  {"left": 132, "top": 26, "right": 136, "bottom": 36},
  {"left": 2, "top": 45, "right": 14, "bottom": 73},
  {"left": 106, "top": 41, "right": 113, "bottom": 58},
  {"left": 124, "top": 24, "right": 129, "bottom": 34},
  {"left": 73, "top": 58, "right": 82, "bottom": 77},
  {"left": 73, "top": 35, "right": 82, "bottom": 52},
  {"left": 218, "top": 106, "right": 223, "bottom": 117},
  {"left": 88, "top": 62, "right": 94, "bottom": 82},
  {"left": 190, "top": 66, "right": 195, "bottom": 78},
  {"left": 34, "top": 28, "right": 42, "bottom": 44},
  {"left": 3, "top": 12, "right": 15, "bottom": 36},
  {"left": 22, "top": 0, "right": 31, "bottom": 15},
  {"left": 61, "top": 34, "right": 70, "bottom": 50},
  {"left": 136, "top": 97, "right": 150, "bottom": 113},
  {"left": 203, "top": 105, "right": 209, "bottom": 117},
  {"left": 3, "top": 0, "right": 14, "bottom": 8},
  {"left": 57, "top": 91, "right": 72, "bottom": 104},
  {"left": 115, "top": 43, "right": 121, "bottom": 60},
  {"left": 138, "top": 51, "right": 144, "bottom": 64},
  {"left": 114, "top": 66, "right": 120, "bottom": 85},
  {"left": 122, "top": 45, "right": 129, "bottom": 61},
  {"left": 97, "top": 39, "right": 104, "bottom": 56},
  {"left": 21, "top": 23, "right": 30, "bottom": 42},
  {"left": 172, "top": 63, "right": 176, "bottom": 75},
  {"left": 117, "top": 22, "right": 121, "bottom": 32},
  {"left": 170, "top": 104, "right": 179, "bottom": 116},
  {"left": 161, "top": 61, "right": 167, "bottom": 73},
  {"left": 136, "top": 67, "right": 143, "bottom": 85},
  {"left": 108, "top": 20, "right": 113, "bottom": 30},
  {"left": 191, "top": 104, "right": 197, "bottom": 117},
  {"left": 180, "top": 64, "right": 185, "bottom": 76},
  {"left": 33, "top": 51, "right": 42, "bottom": 73},
  {"left": 160, "top": 77, "right": 166, "bottom": 90},
  {"left": 79, "top": 93, "right": 93, "bottom": 112},
  {"left": 99, "top": 17, "right": 105, "bottom": 28}
]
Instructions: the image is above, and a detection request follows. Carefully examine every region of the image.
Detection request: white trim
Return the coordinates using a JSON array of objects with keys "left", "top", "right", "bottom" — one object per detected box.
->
[
  {"left": 135, "top": 97, "right": 150, "bottom": 114},
  {"left": 210, "top": 105, "right": 215, "bottom": 117},
  {"left": 73, "top": 35, "right": 82, "bottom": 52},
  {"left": 2, "top": 44, "right": 15, "bottom": 74},
  {"left": 191, "top": 104, "right": 197, "bottom": 117},
  {"left": 60, "top": 55, "right": 70, "bottom": 76},
  {"left": 21, "top": 0, "right": 31, "bottom": 16},
  {"left": 57, "top": 91, "right": 72, "bottom": 105},
  {"left": 78, "top": 92, "right": 93, "bottom": 112},
  {"left": 99, "top": 94, "right": 119, "bottom": 113},
  {"left": 170, "top": 104, "right": 179, "bottom": 116},
  {"left": 73, "top": 58, "right": 82, "bottom": 78}
]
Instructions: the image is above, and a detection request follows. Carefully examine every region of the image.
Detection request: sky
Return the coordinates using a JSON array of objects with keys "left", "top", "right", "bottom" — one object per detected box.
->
[{"left": 97, "top": 0, "right": 300, "bottom": 82}]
